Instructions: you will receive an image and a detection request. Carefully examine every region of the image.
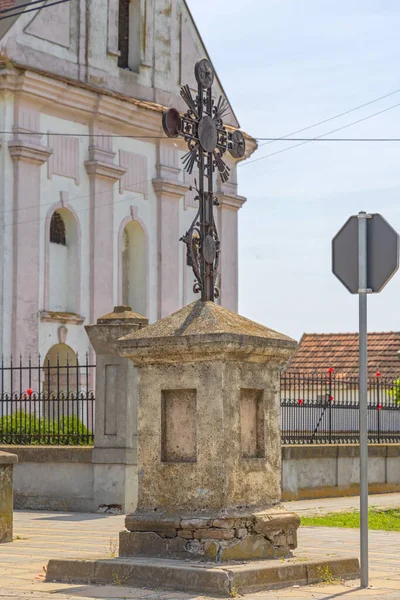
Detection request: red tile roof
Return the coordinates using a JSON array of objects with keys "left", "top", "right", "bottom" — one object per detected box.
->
[
  {"left": 284, "top": 332, "right": 400, "bottom": 378},
  {"left": 0, "top": 0, "right": 18, "bottom": 10}
]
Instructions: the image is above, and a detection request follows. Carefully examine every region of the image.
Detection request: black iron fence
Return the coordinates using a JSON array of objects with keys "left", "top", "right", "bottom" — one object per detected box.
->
[
  {"left": 2, "top": 357, "right": 400, "bottom": 446},
  {"left": 0, "top": 354, "right": 95, "bottom": 445},
  {"left": 281, "top": 371, "right": 400, "bottom": 444}
]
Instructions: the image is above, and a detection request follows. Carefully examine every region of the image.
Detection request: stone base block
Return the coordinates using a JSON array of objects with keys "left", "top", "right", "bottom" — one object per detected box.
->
[
  {"left": 0, "top": 452, "right": 18, "bottom": 543},
  {"left": 46, "top": 555, "right": 360, "bottom": 595},
  {"left": 121, "top": 506, "right": 300, "bottom": 561}
]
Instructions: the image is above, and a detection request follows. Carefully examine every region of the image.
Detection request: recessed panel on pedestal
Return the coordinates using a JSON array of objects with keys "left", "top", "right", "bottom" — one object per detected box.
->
[
  {"left": 240, "top": 388, "right": 265, "bottom": 459},
  {"left": 161, "top": 389, "right": 197, "bottom": 463}
]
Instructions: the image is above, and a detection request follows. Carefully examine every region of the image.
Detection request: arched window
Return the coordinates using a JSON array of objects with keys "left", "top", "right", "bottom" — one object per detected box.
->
[
  {"left": 43, "top": 343, "right": 77, "bottom": 395},
  {"left": 49, "top": 209, "right": 79, "bottom": 313},
  {"left": 122, "top": 220, "right": 146, "bottom": 315},
  {"left": 50, "top": 211, "right": 66, "bottom": 245}
]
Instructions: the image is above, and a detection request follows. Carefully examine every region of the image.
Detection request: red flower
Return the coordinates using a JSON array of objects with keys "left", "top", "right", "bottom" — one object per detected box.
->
[
  {"left": 376, "top": 371, "right": 381, "bottom": 378},
  {"left": 329, "top": 396, "right": 334, "bottom": 402},
  {"left": 328, "top": 367, "right": 334, "bottom": 374},
  {"left": 377, "top": 404, "right": 383, "bottom": 411},
  {"left": 298, "top": 399, "right": 304, "bottom": 405},
  {"left": 26, "top": 388, "right": 32, "bottom": 397}
]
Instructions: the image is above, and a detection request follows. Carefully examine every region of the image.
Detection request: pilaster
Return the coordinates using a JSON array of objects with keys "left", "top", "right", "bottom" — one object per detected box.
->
[
  {"left": 9, "top": 139, "right": 52, "bottom": 357},
  {"left": 85, "top": 159, "right": 126, "bottom": 324},
  {"left": 152, "top": 177, "right": 189, "bottom": 319},
  {"left": 216, "top": 190, "right": 247, "bottom": 313}
]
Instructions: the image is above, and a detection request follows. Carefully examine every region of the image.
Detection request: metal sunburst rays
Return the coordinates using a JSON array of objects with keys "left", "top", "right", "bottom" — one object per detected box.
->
[
  {"left": 182, "top": 143, "right": 200, "bottom": 174},
  {"left": 214, "top": 96, "right": 230, "bottom": 122},
  {"left": 180, "top": 84, "right": 199, "bottom": 118},
  {"left": 213, "top": 150, "right": 230, "bottom": 183}
]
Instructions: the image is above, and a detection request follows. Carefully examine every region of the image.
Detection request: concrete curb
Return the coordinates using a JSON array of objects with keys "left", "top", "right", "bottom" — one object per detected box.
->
[{"left": 46, "top": 556, "right": 360, "bottom": 595}]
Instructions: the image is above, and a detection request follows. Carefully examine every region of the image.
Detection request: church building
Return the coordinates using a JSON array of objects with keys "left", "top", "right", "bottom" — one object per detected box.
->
[{"left": 0, "top": 0, "right": 256, "bottom": 365}]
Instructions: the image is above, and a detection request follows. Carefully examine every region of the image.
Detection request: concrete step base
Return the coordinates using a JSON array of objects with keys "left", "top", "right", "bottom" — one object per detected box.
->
[{"left": 46, "top": 555, "right": 360, "bottom": 595}]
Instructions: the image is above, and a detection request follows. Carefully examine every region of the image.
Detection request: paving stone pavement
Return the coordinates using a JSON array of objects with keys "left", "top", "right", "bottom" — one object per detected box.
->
[{"left": 0, "top": 495, "right": 400, "bottom": 600}]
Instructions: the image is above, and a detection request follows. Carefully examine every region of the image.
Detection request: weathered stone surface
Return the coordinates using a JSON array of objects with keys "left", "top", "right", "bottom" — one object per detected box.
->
[
  {"left": 236, "top": 528, "right": 248, "bottom": 538},
  {"left": 212, "top": 518, "right": 237, "bottom": 529},
  {"left": 194, "top": 528, "right": 235, "bottom": 540},
  {"left": 125, "top": 514, "right": 181, "bottom": 531},
  {"left": 155, "top": 529, "right": 177, "bottom": 539},
  {"left": 178, "top": 529, "right": 194, "bottom": 539},
  {"left": 119, "top": 531, "right": 187, "bottom": 558},
  {"left": 46, "top": 559, "right": 95, "bottom": 583},
  {"left": 219, "top": 534, "right": 283, "bottom": 561},
  {"left": 0, "top": 452, "right": 17, "bottom": 543},
  {"left": 203, "top": 540, "right": 218, "bottom": 560},
  {"left": 180, "top": 518, "right": 212, "bottom": 529},
  {"left": 45, "top": 555, "right": 360, "bottom": 595},
  {"left": 185, "top": 539, "right": 204, "bottom": 555},
  {"left": 118, "top": 300, "right": 296, "bottom": 357},
  {"left": 252, "top": 510, "right": 300, "bottom": 549}
]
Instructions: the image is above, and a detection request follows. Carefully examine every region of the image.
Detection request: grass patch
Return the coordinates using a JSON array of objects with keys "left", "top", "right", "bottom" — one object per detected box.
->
[{"left": 301, "top": 508, "right": 400, "bottom": 531}]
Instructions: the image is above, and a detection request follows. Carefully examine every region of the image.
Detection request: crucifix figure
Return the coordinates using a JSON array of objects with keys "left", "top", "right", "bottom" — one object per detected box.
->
[{"left": 162, "top": 58, "right": 245, "bottom": 302}]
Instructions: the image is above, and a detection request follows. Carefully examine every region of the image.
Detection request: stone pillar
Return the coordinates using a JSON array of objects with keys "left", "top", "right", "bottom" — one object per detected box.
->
[
  {"left": 8, "top": 140, "right": 52, "bottom": 357},
  {"left": 85, "top": 306, "right": 148, "bottom": 513},
  {"left": 0, "top": 451, "right": 18, "bottom": 543},
  {"left": 152, "top": 178, "right": 189, "bottom": 320},
  {"left": 117, "top": 300, "right": 300, "bottom": 561},
  {"left": 85, "top": 156, "right": 126, "bottom": 324}
]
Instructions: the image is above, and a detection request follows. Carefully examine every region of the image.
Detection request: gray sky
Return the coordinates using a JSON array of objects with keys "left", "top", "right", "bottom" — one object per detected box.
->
[{"left": 189, "top": 0, "right": 400, "bottom": 340}]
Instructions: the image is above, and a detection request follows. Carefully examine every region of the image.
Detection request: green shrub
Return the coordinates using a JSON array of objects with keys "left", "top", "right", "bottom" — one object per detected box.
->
[
  {"left": 0, "top": 411, "right": 93, "bottom": 445},
  {"left": 389, "top": 378, "right": 400, "bottom": 405}
]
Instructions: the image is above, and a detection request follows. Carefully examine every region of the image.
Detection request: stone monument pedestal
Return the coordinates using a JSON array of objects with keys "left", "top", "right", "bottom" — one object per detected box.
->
[
  {"left": 116, "top": 300, "right": 300, "bottom": 561},
  {"left": 47, "top": 302, "right": 359, "bottom": 593}
]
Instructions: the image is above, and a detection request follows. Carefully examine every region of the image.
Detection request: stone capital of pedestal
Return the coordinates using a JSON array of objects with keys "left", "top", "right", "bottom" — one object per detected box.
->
[
  {"left": 86, "top": 305, "right": 148, "bottom": 354},
  {"left": 118, "top": 300, "right": 296, "bottom": 366}
]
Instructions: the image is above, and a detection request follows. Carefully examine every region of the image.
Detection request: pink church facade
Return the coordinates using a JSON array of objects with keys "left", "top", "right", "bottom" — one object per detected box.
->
[{"left": 0, "top": 0, "right": 256, "bottom": 363}]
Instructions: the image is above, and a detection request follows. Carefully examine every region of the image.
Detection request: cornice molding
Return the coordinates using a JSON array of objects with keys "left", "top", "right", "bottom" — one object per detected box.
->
[
  {"left": 0, "top": 68, "right": 162, "bottom": 135},
  {"left": 0, "top": 68, "right": 258, "bottom": 159},
  {"left": 216, "top": 192, "right": 247, "bottom": 211},
  {"left": 8, "top": 140, "right": 52, "bottom": 165},
  {"left": 85, "top": 160, "right": 126, "bottom": 181},
  {"left": 152, "top": 178, "right": 190, "bottom": 199}
]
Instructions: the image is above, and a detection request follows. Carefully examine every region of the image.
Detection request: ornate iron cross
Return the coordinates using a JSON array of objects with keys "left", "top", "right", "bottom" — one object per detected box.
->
[{"left": 162, "top": 58, "right": 245, "bottom": 302}]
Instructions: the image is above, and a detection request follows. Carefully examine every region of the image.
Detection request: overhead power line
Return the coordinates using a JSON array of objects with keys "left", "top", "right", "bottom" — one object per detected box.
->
[
  {"left": 256, "top": 86, "right": 400, "bottom": 150},
  {"left": 0, "top": 0, "right": 71, "bottom": 22},
  {"left": 256, "top": 137, "right": 400, "bottom": 142},
  {"left": 241, "top": 100, "right": 400, "bottom": 167},
  {"left": 4, "top": 131, "right": 400, "bottom": 142}
]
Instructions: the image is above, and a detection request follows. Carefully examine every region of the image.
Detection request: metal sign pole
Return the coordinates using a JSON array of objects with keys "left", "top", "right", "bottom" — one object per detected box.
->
[{"left": 358, "top": 211, "right": 369, "bottom": 588}]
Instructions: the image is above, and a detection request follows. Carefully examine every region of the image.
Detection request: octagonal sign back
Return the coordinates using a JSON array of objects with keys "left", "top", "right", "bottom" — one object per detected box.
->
[{"left": 332, "top": 213, "right": 399, "bottom": 294}]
